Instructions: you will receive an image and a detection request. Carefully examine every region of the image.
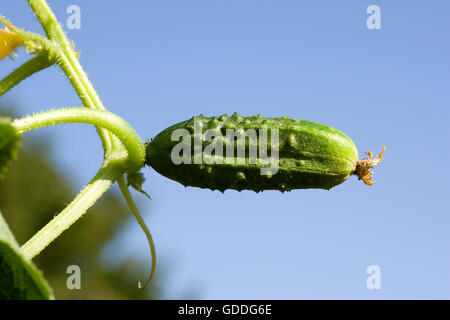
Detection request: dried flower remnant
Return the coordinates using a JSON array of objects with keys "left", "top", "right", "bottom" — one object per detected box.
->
[{"left": 355, "top": 146, "right": 386, "bottom": 185}]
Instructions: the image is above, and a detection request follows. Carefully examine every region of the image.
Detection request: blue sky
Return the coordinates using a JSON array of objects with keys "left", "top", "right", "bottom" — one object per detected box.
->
[{"left": 1, "top": 0, "right": 449, "bottom": 299}]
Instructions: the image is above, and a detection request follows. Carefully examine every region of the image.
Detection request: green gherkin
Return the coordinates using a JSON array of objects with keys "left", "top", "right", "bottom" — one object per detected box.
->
[{"left": 145, "top": 113, "right": 360, "bottom": 192}]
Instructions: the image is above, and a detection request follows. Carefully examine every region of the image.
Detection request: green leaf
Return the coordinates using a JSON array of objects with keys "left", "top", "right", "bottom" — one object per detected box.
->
[
  {"left": 127, "top": 171, "right": 151, "bottom": 199},
  {"left": 0, "top": 210, "right": 53, "bottom": 299},
  {"left": 0, "top": 117, "right": 21, "bottom": 179}
]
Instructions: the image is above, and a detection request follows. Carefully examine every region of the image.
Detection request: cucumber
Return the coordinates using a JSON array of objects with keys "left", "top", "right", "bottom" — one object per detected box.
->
[{"left": 145, "top": 113, "right": 383, "bottom": 192}]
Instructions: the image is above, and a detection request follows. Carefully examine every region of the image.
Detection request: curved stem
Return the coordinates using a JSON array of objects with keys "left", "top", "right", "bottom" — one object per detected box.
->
[
  {"left": 12, "top": 108, "right": 145, "bottom": 172},
  {"left": 14, "top": 1, "right": 154, "bottom": 273},
  {"left": 25, "top": 0, "right": 104, "bottom": 108},
  {"left": 26, "top": 0, "right": 71, "bottom": 45},
  {"left": 54, "top": 46, "right": 105, "bottom": 112},
  {"left": 0, "top": 55, "right": 54, "bottom": 97},
  {"left": 117, "top": 176, "right": 156, "bottom": 289},
  {"left": 22, "top": 164, "right": 121, "bottom": 260},
  {"left": 0, "top": 13, "right": 51, "bottom": 46},
  {"left": 26, "top": 0, "right": 113, "bottom": 153},
  {"left": 55, "top": 39, "right": 114, "bottom": 154}
]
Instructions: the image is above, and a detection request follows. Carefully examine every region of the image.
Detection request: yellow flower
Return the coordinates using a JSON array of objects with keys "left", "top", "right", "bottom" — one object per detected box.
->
[{"left": 0, "top": 28, "right": 23, "bottom": 60}]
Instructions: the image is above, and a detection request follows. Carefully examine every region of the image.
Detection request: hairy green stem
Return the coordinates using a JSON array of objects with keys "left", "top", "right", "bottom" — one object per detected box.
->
[
  {"left": 22, "top": 164, "right": 121, "bottom": 260},
  {"left": 13, "top": 108, "right": 145, "bottom": 172},
  {"left": 26, "top": 0, "right": 113, "bottom": 153},
  {"left": 8, "top": 0, "right": 155, "bottom": 270},
  {"left": 117, "top": 176, "right": 156, "bottom": 289},
  {"left": 25, "top": 0, "right": 94, "bottom": 95},
  {"left": 0, "top": 13, "right": 52, "bottom": 46},
  {"left": 0, "top": 55, "right": 54, "bottom": 97},
  {"left": 26, "top": 0, "right": 71, "bottom": 45}
]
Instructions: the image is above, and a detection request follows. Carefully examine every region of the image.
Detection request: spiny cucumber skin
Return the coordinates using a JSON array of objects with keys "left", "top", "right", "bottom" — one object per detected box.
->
[{"left": 146, "top": 114, "right": 358, "bottom": 192}]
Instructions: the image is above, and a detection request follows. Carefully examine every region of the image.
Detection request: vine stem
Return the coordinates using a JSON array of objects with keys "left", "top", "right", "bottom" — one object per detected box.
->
[
  {"left": 12, "top": 108, "right": 145, "bottom": 172},
  {"left": 7, "top": 1, "right": 156, "bottom": 285},
  {"left": 0, "top": 54, "right": 54, "bottom": 97},
  {"left": 21, "top": 165, "right": 121, "bottom": 260},
  {"left": 26, "top": 0, "right": 114, "bottom": 153},
  {"left": 25, "top": 0, "right": 102, "bottom": 107},
  {"left": 117, "top": 176, "right": 156, "bottom": 289},
  {"left": 0, "top": 13, "right": 52, "bottom": 46}
]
